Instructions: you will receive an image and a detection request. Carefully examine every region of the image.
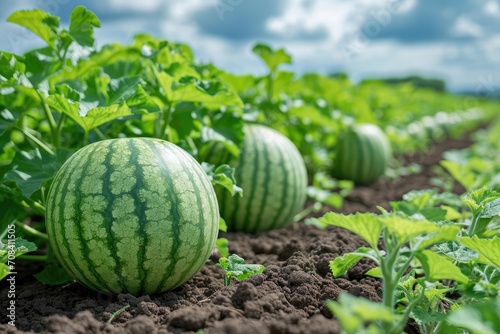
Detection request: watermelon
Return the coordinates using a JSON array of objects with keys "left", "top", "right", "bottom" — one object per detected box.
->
[
  {"left": 333, "top": 124, "right": 392, "bottom": 184},
  {"left": 45, "top": 138, "right": 219, "bottom": 295},
  {"left": 203, "top": 124, "right": 308, "bottom": 233}
]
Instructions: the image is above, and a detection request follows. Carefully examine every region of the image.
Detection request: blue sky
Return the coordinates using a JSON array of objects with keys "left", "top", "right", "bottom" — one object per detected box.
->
[{"left": 1, "top": 0, "right": 499, "bottom": 93}]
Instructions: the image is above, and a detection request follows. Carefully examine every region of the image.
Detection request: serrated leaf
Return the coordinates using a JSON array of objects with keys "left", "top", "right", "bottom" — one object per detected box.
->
[
  {"left": 7, "top": 10, "right": 59, "bottom": 49},
  {"left": 318, "top": 212, "right": 382, "bottom": 249},
  {"left": 34, "top": 263, "right": 74, "bottom": 286},
  {"left": 438, "top": 242, "right": 478, "bottom": 263},
  {"left": 412, "top": 307, "right": 447, "bottom": 325},
  {"left": 3, "top": 148, "right": 74, "bottom": 198},
  {"left": 379, "top": 216, "right": 440, "bottom": 245},
  {"left": 69, "top": 6, "right": 100, "bottom": 47},
  {"left": 0, "top": 182, "right": 24, "bottom": 232},
  {"left": 329, "top": 247, "right": 375, "bottom": 277},
  {"left": 216, "top": 254, "right": 264, "bottom": 284},
  {"left": 202, "top": 162, "right": 242, "bottom": 197},
  {"left": 47, "top": 95, "right": 131, "bottom": 132},
  {"left": 213, "top": 164, "right": 243, "bottom": 197},
  {"left": 416, "top": 250, "right": 469, "bottom": 284},
  {"left": 200, "top": 111, "right": 244, "bottom": 157},
  {"left": 252, "top": 44, "right": 292, "bottom": 72},
  {"left": 482, "top": 198, "right": 500, "bottom": 218},
  {"left": 415, "top": 225, "right": 461, "bottom": 250},
  {"left": 173, "top": 79, "right": 243, "bottom": 108},
  {"left": 0, "top": 238, "right": 37, "bottom": 263},
  {"left": 459, "top": 236, "right": 500, "bottom": 268}
]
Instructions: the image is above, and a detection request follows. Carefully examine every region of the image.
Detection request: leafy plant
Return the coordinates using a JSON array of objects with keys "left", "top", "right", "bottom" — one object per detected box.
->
[
  {"left": 216, "top": 254, "right": 265, "bottom": 286},
  {"left": 317, "top": 212, "right": 465, "bottom": 333}
]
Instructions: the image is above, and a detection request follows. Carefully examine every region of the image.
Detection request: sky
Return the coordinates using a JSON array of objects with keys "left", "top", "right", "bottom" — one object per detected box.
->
[{"left": 0, "top": 0, "right": 499, "bottom": 93}]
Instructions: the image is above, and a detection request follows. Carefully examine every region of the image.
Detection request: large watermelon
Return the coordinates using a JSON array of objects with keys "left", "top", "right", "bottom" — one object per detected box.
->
[
  {"left": 45, "top": 138, "right": 219, "bottom": 295},
  {"left": 204, "top": 124, "right": 308, "bottom": 233},
  {"left": 333, "top": 123, "right": 392, "bottom": 184}
]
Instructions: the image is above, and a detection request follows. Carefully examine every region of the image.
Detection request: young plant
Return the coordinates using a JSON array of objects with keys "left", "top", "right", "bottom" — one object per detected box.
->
[
  {"left": 317, "top": 212, "right": 467, "bottom": 334},
  {"left": 216, "top": 254, "right": 265, "bottom": 286}
]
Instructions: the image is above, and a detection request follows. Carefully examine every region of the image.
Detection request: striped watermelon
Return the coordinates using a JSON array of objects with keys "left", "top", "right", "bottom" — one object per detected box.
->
[
  {"left": 203, "top": 124, "right": 307, "bottom": 233},
  {"left": 333, "top": 124, "right": 392, "bottom": 184},
  {"left": 45, "top": 138, "right": 219, "bottom": 295}
]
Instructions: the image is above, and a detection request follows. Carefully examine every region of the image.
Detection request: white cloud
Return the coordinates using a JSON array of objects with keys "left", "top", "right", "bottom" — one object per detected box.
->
[
  {"left": 106, "top": 0, "right": 164, "bottom": 12},
  {"left": 452, "top": 16, "right": 483, "bottom": 38},
  {"left": 484, "top": 1, "right": 500, "bottom": 15}
]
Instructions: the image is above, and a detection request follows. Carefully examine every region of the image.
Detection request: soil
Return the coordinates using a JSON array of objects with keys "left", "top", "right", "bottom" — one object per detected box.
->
[{"left": 0, "top": 134, "right": 475, "bottom": 334}]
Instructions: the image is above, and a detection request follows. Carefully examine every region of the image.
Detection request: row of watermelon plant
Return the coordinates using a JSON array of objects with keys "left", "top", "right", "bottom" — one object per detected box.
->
[
  {"left": 0, "top": 5, "right": 498, "bottom": 300},
  {"left": 308, "top": 118, "right": 500, "bottom": 333}
]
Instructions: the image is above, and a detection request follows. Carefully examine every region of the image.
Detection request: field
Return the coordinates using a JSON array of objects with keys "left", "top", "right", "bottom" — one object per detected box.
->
[{"left": 1, "top": 6, "right": 500, "bottom": 334}]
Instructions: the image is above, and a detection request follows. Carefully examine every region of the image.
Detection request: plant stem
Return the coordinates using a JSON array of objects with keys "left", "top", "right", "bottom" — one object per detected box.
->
[
  {"left": 94, "top": 128, "right": 107, "bottom": 141},
  {"left": 267, "top": 71, "right": 274, "bottom": 102},
  {"left": 15, "top": 127, "right": 56, "bottom": 155},
  {"left": 15, "top": 221, "right": 49, "bottom": 241},
  {"left": 159, "top": 102, "right": 174, "bottom": 141},
  {"left": 107, "top": 305, "right": 130, "bottom": 323},
  {"left": 468, "top": 211, "right": 481, "bottom": 236},
  {"left": 83, "top": 131, "right": 89, "bottom": 146},
  {"left": 293, "top": 204, "right": 316, "bottom": 222},
  {"left": 37, "top": 91, "right": 60, "bottom": 148},
  {"left": 17, "top": 254, "right": 49, "bottom": 262},
  {"left": 55, "top": 114, "right": 66, "bottom": 142}
]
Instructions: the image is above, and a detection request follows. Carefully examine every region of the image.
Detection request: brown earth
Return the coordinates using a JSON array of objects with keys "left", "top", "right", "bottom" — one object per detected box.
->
[{"left": 0, "top": 133, "right": 474, "bottom": 334}]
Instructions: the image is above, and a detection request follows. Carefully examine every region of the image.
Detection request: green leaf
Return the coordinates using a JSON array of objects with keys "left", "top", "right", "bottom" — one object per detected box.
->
[
  {"left": 216, "top": 254, "right": 265, "bottom": 285},
  {"left": 202, "top": 163, "right": 243, "bottom": 197},
  {"left": 415, "top": 225, "right": 461, "bottom": 250},
  {"left": 106, "top": 77, "right": 144, "bottom": 105},
  {"left": 47, "top": 95, "right": 131, "bottom": 133},
  {"left": 155, "top": 71, "right": 175, "bottom": 101},
  {"left": 459, "top": 236, "right": 500, "bottom": 268},
  {"left": 173, "top": 79, "right": 243, "bottom": 108},
  {"left": 34, "top": 263, "right": 74, "bottom": 286},
  {"left": 318, "top": 212, "right": 383, "bottom": 249},
  {"left": 379, "top": 216, "right": 440, "bottom": 245},
  {"left": 329, "top": 247, "right": 377, "bottom": 277},
  {"left": 3, "top": 148, "right": 74, "bottom": 198},
  {"left": 0, "top": 183, "right": 25, "bottom": 231},
  {"left": 201, "top": 111, "right": 244, "bottom": 157},
  {"left": 69, "top": 6, "right": 100, "bottom": 47},
  {"left": 416, "top": 250, "right": 469, "bottom": 284},
  {"left": 444, "top": 300, "right": 500, "bottom": 334},
  {"left": 7, "top": 10, "right": 59, "bottom": 49},
  {"left": 219, "top": 218, "right": 228, "bottom": 233},
  {"left": 0, "top": 263, "right": 9, "bottom": 280},
  {"left": 219, "top": 72, "right": 256, "bottom": 95},
  {"left": 326, "top": 294, "right": 398, "bottom": 334},
  {"left": 438, "top": 242, "right": 478, "bottom": 263},
  {"left": 216, "top": 237, "right": 229, "bottom": 257},
  {"left": 365, "top": 267, "right": 383, "bottom": 278},
  {"left": 213, "top": 164, "right": 243, "bottom": 196},
  {"left": 482, "top": 198, "right": 500, "bottom": 218},
  {"left": 0, "top": 238, "right": 37, "bottom": 263},
  {"left": 412, "top": 307, "right": 447, "bottom": 326},
  {"left": 441, "top": 160, "right": 476, "bottom": 191},
  {"left": 252, "top": 44, "right": 292, "bottom": 72}
]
